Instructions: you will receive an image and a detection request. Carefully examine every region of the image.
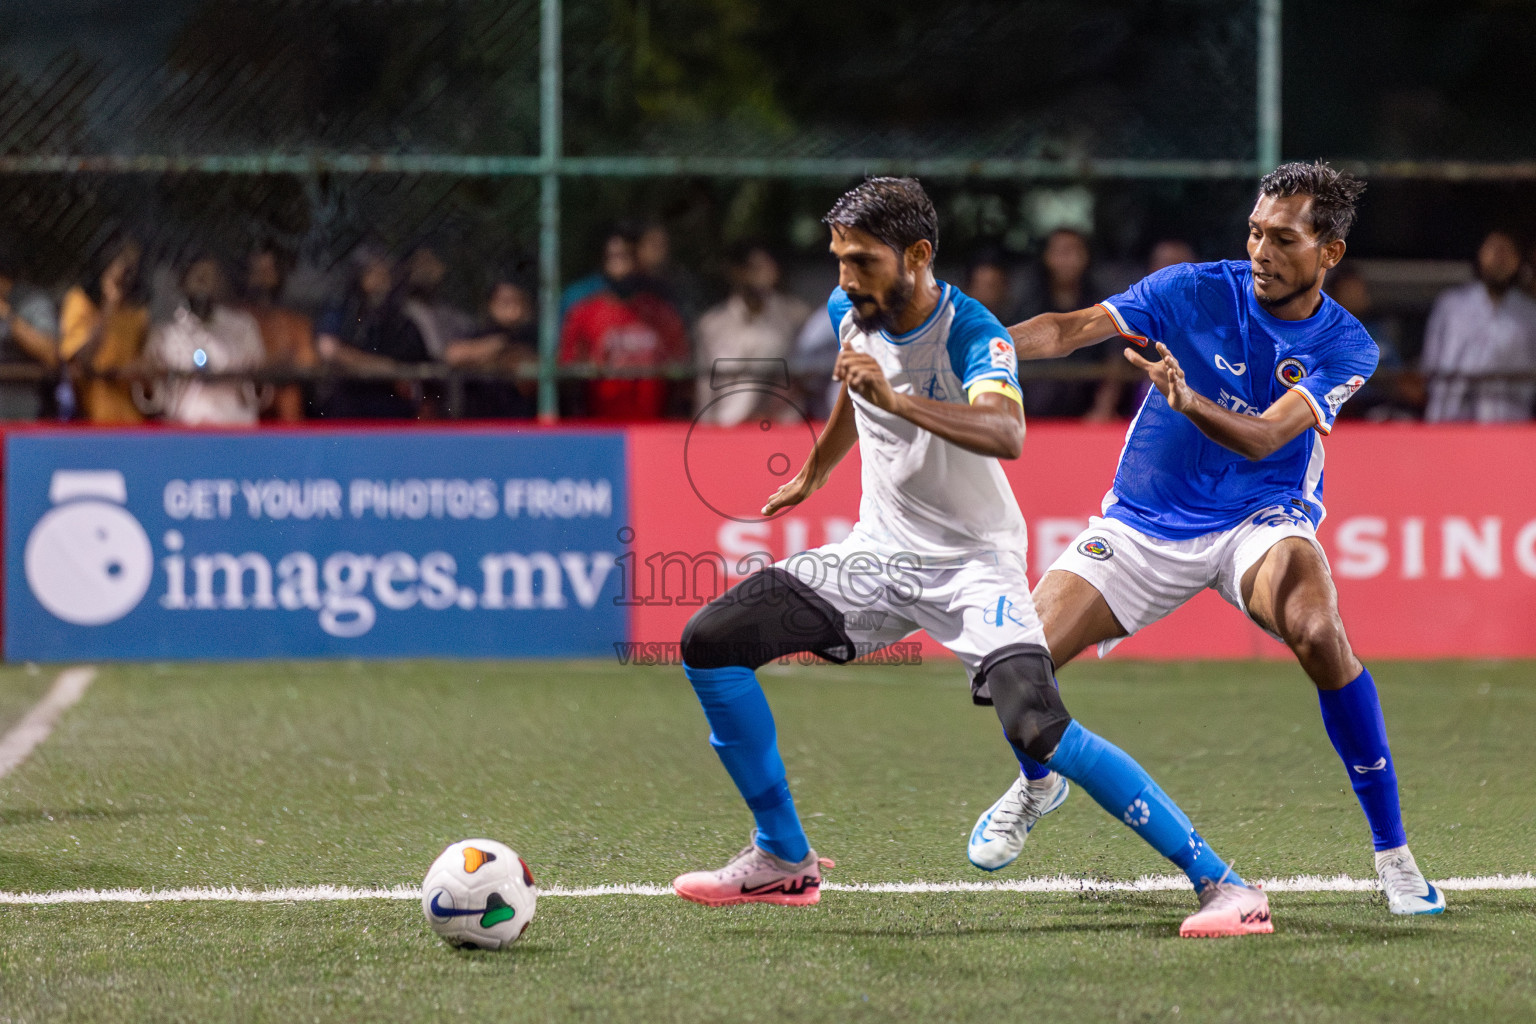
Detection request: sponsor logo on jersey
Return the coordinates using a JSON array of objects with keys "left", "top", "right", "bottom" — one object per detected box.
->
[
  {"left": 983, "top": 595, "right": 1030, "bottom": 628},
  {"left": 989, "top": 337, "right": 1017, "bottom": 372},
  {"left": 1217, "top": 389, "right": 1263, "bottom": 417},
  {"left": 1276, "top": 357, "right": 1307, "bottom": 385},
  {"left": 1251, "top": 504, "right": 1311, "bottom": 529},
  {"left": 1078, "top": 537, "right": 1113, "bottom": 560},
  {"left": 1325, "top": 374, "right": 1367, "bottom": 415},
  {"left": 1214, "top": 354, "right": 1247, "bottom": 376}
]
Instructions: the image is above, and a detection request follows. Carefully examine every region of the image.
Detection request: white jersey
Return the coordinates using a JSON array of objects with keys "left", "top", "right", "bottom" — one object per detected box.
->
[{"left": 827, "top": 282, "right": 1028, "bottom": 563}]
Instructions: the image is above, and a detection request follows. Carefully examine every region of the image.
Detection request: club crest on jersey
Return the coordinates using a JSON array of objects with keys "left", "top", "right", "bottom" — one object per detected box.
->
[
  {"left": 989, "top": 337, "right": 1017, "bottom": 372},
  {"left": 1078, "top": 537, "right": 1113, "bottom": 561},
  {"left": 1325, "top": 374, "right": 1367, "bottom": 415},
  {"left": 1276, "top": 358, "right": 1307, "bottom": 385}
]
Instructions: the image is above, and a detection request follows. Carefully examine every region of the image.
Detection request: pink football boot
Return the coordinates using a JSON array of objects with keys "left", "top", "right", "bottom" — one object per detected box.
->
[
  {"left": 673, "top": 840, "right": 834, "bottom": 907},
  {"left": 1179, "top": 880, "right": 1273, "bottom": 938}
]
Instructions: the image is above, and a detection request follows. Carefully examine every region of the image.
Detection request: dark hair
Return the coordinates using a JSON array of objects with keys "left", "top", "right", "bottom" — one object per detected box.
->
[
  {"left": 599, "top": 221, "right": 642, "bottom": 255},
  {"left": 1257, "top": 161, "right": 1366, "bottom": 243},
  {"left": 1481, "top": 228, "right": 1524, "bottom": 251},
  {"left": 82, "top": 233, "right": 146, "bottom": 306},
  {"left": 966, "top": 245, "right": 1008, "bottom": 276},
  {"left": 726, "top": 239, "right": 775, "bottom": 268},
  {"left": 823, "top": 177, "right": 939, "bottom": 257},
  {"left": 179, "top": 250, "right": 227, "bottom": 285}
]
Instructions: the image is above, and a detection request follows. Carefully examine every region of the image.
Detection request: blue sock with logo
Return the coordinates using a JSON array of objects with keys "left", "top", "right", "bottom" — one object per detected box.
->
[
  {"left": 1006, "top": 734, "right": 1053, "bottom": 781},
  {"left": 1047, "top": 721, "right": 1241, "bottom": 891},
  {"left": 682, "top": 663, "right": 809, "bottom": 864},
  {"left": 1318, "top": 667, "right": 1407, "bottom": 852}
]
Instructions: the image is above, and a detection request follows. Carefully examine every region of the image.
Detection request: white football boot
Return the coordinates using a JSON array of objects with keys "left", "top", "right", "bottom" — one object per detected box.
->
[
  {"left": 1375, "top": 846, "right": 1445, "bottom": 915},
  {"left": 967, "top": 771, "right": 1069, "bottom": 871}
]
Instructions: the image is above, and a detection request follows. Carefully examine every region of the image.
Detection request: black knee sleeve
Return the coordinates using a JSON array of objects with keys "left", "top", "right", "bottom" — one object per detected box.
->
[
  {"left": 977, "top": 643, "right": 1073, "bottom": 763},
  {"left": 680, "top": 567, "right": 856, "bottom": 669}
]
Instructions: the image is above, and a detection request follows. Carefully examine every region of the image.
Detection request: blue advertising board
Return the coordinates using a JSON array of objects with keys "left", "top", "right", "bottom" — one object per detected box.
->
[{"left": 4, "top": 430, "right": 629, "bottom": 660}]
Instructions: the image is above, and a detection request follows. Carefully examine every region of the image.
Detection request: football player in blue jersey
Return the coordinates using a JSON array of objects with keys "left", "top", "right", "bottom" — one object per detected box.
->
[{"left": 968, "top": 161, "right": 1443, "bottom": 918}]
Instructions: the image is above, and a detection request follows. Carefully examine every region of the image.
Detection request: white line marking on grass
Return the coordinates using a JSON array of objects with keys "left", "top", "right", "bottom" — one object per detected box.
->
[
  {"left": 1, "top": 874, "right": 1531, "bottom": 906},
  {"left": 0, "top": 666, "right": 97, "bottom": 781}
]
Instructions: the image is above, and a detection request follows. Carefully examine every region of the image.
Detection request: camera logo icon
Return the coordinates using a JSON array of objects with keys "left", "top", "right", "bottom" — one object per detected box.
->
[
  {"left": 24, "top": 470, "right": 154, "bottom": 626},
  {"left": 684, "top": 358, "right": 817, "bottom": 523}
]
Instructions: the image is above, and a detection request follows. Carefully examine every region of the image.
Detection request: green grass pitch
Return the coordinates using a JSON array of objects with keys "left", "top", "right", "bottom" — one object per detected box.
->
[{"left": 0, "top": 657, "right": 1533, "bottom": 1022}]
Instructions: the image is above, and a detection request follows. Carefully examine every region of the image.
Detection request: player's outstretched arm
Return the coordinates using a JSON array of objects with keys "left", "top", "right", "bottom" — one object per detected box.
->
[
  {"left": 835, "top": 341, "right": 1024, "bottom": 460},
  {"left": 1007, "top": 306, "right": 1117, "bottom": 360},
  {"left": 761, "top": 381, "right": 859, "bottom": 516},
  {"left": 1125, "top": 342, "right": 1317, "bottom": 460}
]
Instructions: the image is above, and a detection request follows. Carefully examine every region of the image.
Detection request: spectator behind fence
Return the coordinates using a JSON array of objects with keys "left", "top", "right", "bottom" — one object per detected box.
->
[
  {"left": 965, "top": 248, "right": 1015, "bottom": 322},
  {"left": 1015, "top": 228, "right": 1121, "bottom": 420},
  {"left": 1147, "top": 238, "right": 1198, "bottom": 273},
  {"left": 636, "top": 222, "right": 700, "bottom": 325},
  {"left": 561, "top": 223, "right": 638, "bottom": 323},
  {"left": 694, "top": 243, "right": 810, "bottom": 426},
  {"left": 316, "top": 246, "right": 431, "bottom": 419},
  {"left": 60, "top": 236, "right": 149, "bottom": 424},
  {"left": 789, "top": 294, "right": 840, "bottom": 422},
  {"left": 1329, "top": 268, "right": 1419, "bottom": 420},
  {"left": 0, "top": 252, "right": 61, "bottom": 420},
  {"left": 145, "top": 254, "right": 265, "bottom": 426},
  {"left": 1422, "top": 229, "right": 1536, "bottom": 422},
  {"left": 403, "top": 244, "right": 476, "bottom": 361},
  {"left": 444, "top": 273, "right": 539, "bottom": 419},
  {"left": 559, "top": 229, "right": 687, "bottom": 421},
  {"left": 242, "top": 244, "right": 317, "bottom": 422}
]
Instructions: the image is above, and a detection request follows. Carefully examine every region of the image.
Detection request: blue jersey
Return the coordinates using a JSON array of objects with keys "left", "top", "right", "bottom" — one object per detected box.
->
[{"left": 1097, "top": 260, "right": 1378, "bottom": 540}]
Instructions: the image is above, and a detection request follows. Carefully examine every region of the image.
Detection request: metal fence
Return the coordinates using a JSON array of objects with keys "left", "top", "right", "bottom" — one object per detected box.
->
[{"left": 1, "top": 0, "right": 1532, "bottom": 419}]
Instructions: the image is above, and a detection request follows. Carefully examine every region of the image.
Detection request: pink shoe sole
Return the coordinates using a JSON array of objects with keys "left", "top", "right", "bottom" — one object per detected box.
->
[
  {"left": 1179, "top": 903, "right": 1274, "bottom": 937},
  {"left": 672, "top": 883, "right": 822, "bottom": 907}
]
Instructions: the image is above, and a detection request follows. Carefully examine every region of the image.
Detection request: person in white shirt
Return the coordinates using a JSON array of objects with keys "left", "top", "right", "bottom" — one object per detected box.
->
[
  {"left": 1422, "top": 230, "right": 1536, "bottom": 422},
  {"left": 146, "top": 255, "right": 266, "bottom": 426},
  {"left": 693, "top": 244, "right": 811, "bottom": 425}
]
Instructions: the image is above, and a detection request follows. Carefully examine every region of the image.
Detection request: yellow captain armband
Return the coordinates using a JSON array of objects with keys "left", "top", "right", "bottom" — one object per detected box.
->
[{"left": 966, "top": 380, "right": 1023, "bottom": 408}]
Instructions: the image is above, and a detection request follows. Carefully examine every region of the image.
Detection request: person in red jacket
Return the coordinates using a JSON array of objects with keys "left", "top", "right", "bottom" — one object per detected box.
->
[{"left": 559, "top": 228, "right": 688, "bottom": 420}]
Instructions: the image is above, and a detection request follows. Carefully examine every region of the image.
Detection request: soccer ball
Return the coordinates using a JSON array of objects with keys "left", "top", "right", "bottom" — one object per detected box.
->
[{"left": 421, "top": 839, "right": 538, "bottom": 950}]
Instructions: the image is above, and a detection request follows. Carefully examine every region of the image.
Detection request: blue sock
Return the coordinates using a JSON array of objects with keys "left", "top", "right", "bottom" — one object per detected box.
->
[
  {"left": 1005, "top": 730, "right": 1053, "bottom": 780},
  {"left": 1318, "top": 667, "right": 1407, "bottom": 851},
  {"left": 1048, "top": 721, "right": 1241, "bottom": 891},
  {"left": 683, "top": 663, "right": 809, "bottom": 864}
]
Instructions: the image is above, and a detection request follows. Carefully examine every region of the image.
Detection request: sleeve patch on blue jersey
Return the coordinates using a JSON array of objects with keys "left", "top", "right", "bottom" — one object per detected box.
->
[
  {"left": 1325, "top": 374, "right": 1366, "bottom": 416},
  {"left": 988, "top": 336, "right": 1017, "bottom": 373}
]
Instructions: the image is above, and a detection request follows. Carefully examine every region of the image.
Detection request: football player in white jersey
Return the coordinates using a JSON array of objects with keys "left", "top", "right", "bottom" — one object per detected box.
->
[{"left": 672, "top": 178, "right": 1268, "bottom": 937}]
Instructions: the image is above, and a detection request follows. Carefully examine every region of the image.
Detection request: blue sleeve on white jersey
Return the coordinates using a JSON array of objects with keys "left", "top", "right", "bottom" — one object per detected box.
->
[
  {"left": 945, "top": 290, "right": 1021, "bottom": 392},
  {"left": 827, "top": 288, "right": 853, "bottom": 335},
  {"left": 1290, "top": 329, "right": 1379, "bottom": 434},
  {"left": 1099, "top": 263, "right": 1202, "bottom": 347}
]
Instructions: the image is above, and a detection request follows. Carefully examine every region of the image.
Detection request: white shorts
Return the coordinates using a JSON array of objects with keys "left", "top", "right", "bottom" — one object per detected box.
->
[
  {"left": 1049, "top": 507, "right": 1329, "bottom": 657},
  {"left": 776, "top": 533, "right": 1046, "bottom": 687}
]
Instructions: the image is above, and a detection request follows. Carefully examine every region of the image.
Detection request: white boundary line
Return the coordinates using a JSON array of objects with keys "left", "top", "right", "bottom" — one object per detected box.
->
[
  {"left": 1, "top": 874, "right": 1531, "bottom": 906},
  {"left": 0, "top": 666, "right": 97, "bottom": 781}
]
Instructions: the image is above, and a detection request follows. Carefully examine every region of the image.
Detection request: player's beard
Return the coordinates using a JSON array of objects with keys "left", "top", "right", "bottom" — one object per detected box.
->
[
  {"left": 849, "top": 274, "right": 914, "bottom": 334},
  {"left": 1254, "top": 265, "right": 1323, "bottom": 313}
]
